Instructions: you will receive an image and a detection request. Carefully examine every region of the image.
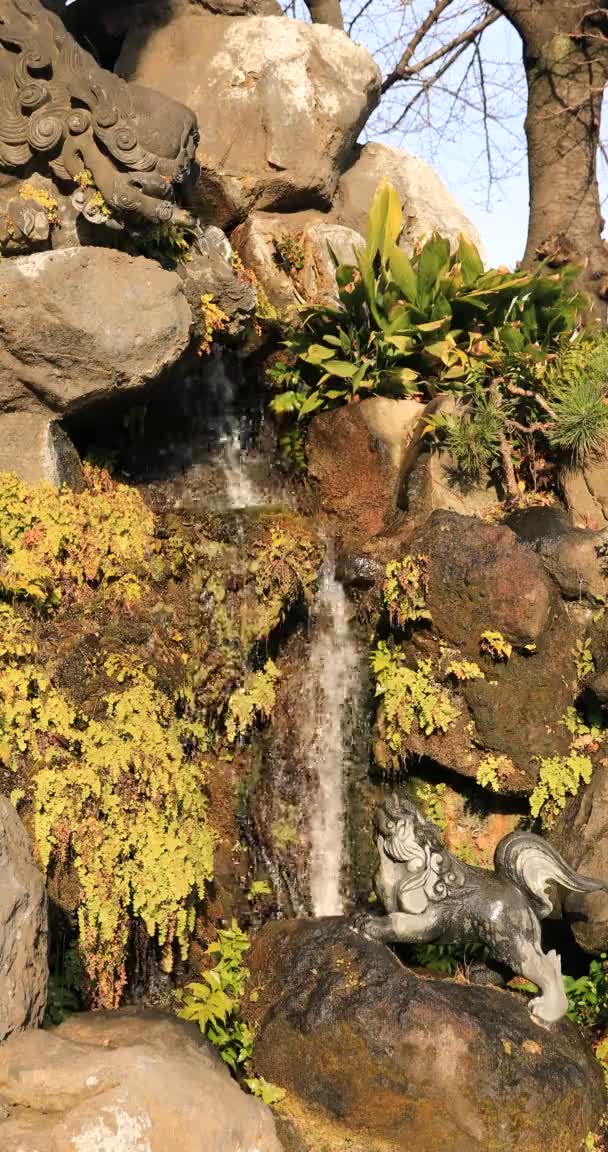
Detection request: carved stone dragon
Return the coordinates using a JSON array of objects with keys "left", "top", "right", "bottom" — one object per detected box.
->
[
  {"left": 354, "top": 793, "right": 608, "bottom": 1026},
  {"left": 0, "top": 0, "right": 198, "bottom": 225}
]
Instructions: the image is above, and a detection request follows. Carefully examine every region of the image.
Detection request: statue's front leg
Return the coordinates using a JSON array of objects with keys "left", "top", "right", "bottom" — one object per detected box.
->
[{"left": 351, "top": 910, "right": 438, "bottom": 946}]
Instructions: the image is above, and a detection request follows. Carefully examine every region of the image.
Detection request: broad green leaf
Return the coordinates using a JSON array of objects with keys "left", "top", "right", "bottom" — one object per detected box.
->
[
  {"left": 268, "top": 391, "right": 302, "bottom": 415},
  {"left": 366, "top": 180, "right": 403, "bottom": 261},
  {"left": 387, "top": 241, "right": 417, "bottom": 302},
  {"left": 324, "top": 388, "right": 349, "bottom": 399},
  {"left": 416, "top": 233, "right": 451, "bottom": 311},
  {"left": 416, "top": 318, "right": 450, "bottom": 333},
  {"left": 300, "top": 344, "right": 336, "bottom": 364},
  {"left": 456, "top": 234, "right": 484, "bottom": 286},
  {"left": 326, "top": 360, "right": 360, "bottom": 378},
  {"left": 298, "top": 390, "right": 324, "bottom": 419}
]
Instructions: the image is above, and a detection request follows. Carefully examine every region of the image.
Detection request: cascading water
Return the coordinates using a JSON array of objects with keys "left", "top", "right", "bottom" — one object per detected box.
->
[
  {"left": 306, "top": 546, "right": 364, "bottom": 917},
  {"left": 207, "top": 348, "right": 266, "bottom": 509}
]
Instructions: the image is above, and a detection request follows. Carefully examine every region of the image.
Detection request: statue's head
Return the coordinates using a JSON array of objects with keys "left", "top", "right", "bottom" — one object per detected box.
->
[
  {"left": 375, "top": 792, "right": 443, "bottom": 863},
  {"left": 0, "top": 0, "right": 199, "bottom": 224}
]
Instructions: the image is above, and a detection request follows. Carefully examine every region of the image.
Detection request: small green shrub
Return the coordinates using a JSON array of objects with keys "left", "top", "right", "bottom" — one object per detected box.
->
[
  {"left": 383, "top": 556, "right": 432, "bottom": 629},
  {"left": 530, "top": 749, "right": 593, "bottom": 828},
  {"left": 372, "top": 641, "right": 460, "bottom": 764},
  {"left": 176, "top": 920, "right": 285, "bottom": 1103},
  {"left": 563, "top": 955, "right": 608, "bottom": 1029},
  {"left": 480, "top": 630, "right": 512, "bottom": 661}
]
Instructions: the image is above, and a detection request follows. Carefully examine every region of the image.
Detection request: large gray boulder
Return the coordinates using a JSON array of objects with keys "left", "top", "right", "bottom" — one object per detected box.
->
[
  {"left": 0, "top": 1009, "right": 283, "bottom": 1152},
  {"left": 0, "top": 248, "right": 192, "bottom": 418},
  {"left": 0, "top": 798, "right": 48, "bottom": 1045},
  {"left": 334, "top": 142, "right": 481, "bottom": 255},
  {"left": 117, "top": 9, "right": 381, "bottom": 229},
  {"left": 249, "top": 919, "right": 604, "bottom": 1152}
]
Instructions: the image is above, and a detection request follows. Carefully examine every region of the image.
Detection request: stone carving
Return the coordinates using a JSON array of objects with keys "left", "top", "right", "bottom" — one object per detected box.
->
[
  {"left": 0, "top": 0, "right": 198, "bottom": 223},
  {"left": 354, "top": 793, "right": 608, "bottom": 1025}
]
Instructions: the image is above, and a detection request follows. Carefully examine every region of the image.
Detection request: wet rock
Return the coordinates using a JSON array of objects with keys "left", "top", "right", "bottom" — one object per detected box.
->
[
  {"left": 550, "top": 760, "right": 608, "bottom": 953},
  {"left": 376, "top": 511, "right": 581, "bottom": 790},
  {"left": 178, "top": 226, "right": 257, "bottom": 342},
  {"left": 334, "top": 142, "right": 481, "bottom": 256},
  {"left": 0, "top": 412, "right": 85, "bottom": 490},
  {"left": 248, "top": 918, "right": 604, "bottom": 1152},
  {"left": 306, "top": 398, "right": 424, "bottom": 540},
  {"left": 0, "top": 1009, "right": 282, "bottom": 1151},
  {"left": 232, "top": 209, "right": 365, "bottom": 315},
  {"left": 402, "top": 445, "right": 501, "bottom": 523},
  {"left": 0, "top": 797, "right": 48, "bottom": 1045},
  {"left": 506, "top": 505, "right": 608, "bottom": 602},
  {"left": 117, "top": 9, "right": 381, "bottom": 228},
  {"left": 0, "top": 248, "right": 192, "bottom": 421},
  {"left": 417, "top": 511, "right": 554, "bottom": 649}
]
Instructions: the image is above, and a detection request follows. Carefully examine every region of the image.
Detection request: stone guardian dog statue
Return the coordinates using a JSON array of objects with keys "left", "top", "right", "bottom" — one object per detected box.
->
[{"left": 354, "top": 793, "right": 608, "bottom": 1026}]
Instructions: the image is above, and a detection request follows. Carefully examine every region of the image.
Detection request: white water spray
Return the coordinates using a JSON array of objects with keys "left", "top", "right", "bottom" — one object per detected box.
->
[
  {"left": 207, "top": 348, "right": 266, "bottom": 509},
  {"left": 306, "top": 548, "right": 363, "bottom": 917}
]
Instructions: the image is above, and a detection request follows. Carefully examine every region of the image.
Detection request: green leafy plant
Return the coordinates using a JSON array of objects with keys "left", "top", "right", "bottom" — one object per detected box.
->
[
  {"left": 383, "top": 555, "right": 432, "bottom": 628},
  {"left": 372, "top": 641, "right": 460, "bottom": 768},
  {"left": 530, "top": 749, "right": 593, "bottom": 828},
  {"left": 177, "top": 921, "right": 285, "bottom": 1104},
  {"left": 563, "top": 955, "right": 608, "bottom": 1029},
  {"left": 480, "top": 630, "right": 512, "bottom": 661},
  {"left": 476, "top": 754, "right": 514, "bottom": 792},
  {"left": 269, "top": 180, "right": 584, "bottom": 427},
  {"left": 247, "top": 880, "right": 272, "bottom": 901},
  {"left": 176, "top": 921, "right": 254, "bottom": 1071},
  {"left": 445, "top": 659, "right": 484, "bottom": 681},
  {"left": 275, "top": 233, "right": 305, "bottom": 273},
  {"left": 574, "top": 637, "right": 595, "bottom": 679}
]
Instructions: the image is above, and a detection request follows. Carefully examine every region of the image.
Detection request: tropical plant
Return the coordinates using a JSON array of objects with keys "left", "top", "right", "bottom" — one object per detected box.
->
[{"left": 268, "top": 180, "right": 585, "bottom": 429}]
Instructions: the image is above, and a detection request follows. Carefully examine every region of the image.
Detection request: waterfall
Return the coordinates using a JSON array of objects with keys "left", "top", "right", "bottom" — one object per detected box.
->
[
  {"left": 306, "top": 547, "right": 363, "bottom": 917},
  {"left": 207, "top": 348, "right": 267, "bottom": 509}
]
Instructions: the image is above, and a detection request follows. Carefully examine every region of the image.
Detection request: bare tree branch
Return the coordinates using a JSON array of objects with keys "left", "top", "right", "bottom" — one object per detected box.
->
[{"left": 381, "top": 6, "right": 501, "bottom": 92}]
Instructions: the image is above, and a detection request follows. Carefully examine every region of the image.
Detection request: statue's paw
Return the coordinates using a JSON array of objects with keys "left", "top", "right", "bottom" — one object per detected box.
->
[{"left": 349, "top": 911, "right": 379, "bottom": 940}]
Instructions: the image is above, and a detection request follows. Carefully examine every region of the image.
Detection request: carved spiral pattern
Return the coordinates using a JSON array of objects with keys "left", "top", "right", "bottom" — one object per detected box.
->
[
  {"left": 27, "top": 109, "right": 63, "bottom": 151},
  {"left": 0, "top": 0, "right": 198, "bottom": 224},
  {"left": 19, "top": 81, "right": 48, "bottom": 110},
  {"left": 94, "top": 106, "right": 118, "bottom": 130},
  {"left": 67, "top": 108, "right": 90, "bottom": 136},
  {"left": 155, "top": 200, "right": 174, "bottom": 222}
]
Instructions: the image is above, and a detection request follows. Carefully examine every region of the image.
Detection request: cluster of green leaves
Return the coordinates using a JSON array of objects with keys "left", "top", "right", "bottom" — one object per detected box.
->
[
  {"left": 372, "top": 640, "right": 460, "bottom": 769},
  {"left": 383, "top": 555, "right": 432, "bottom": 629},
  {"left": 564, "top": 955, "right": 608, "bottom": 1030},
  {"left": 176, "top": 921, "right": 285, "bottom": 1105},
  {"left": 268, "top": 180, "right": 584, "bottom": 427},
  {"left": 530, "top": 748, "right": 593, "bottom": 828}
]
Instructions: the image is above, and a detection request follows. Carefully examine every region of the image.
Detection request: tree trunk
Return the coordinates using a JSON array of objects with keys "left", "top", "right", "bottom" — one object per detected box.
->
[
  {"left": 303, "top": 0, "right": 344, "bottom": 29},
  {"left": 496, "top": 1, "right": 608, "bottom": 318}
]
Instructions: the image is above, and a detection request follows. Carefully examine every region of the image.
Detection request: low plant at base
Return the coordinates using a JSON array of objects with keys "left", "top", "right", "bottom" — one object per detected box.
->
[{"left": 176, "top": 920, "right": 285, "bottom": 1104}]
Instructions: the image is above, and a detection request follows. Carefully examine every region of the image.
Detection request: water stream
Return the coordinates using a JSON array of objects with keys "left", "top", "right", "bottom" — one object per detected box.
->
[{"left": 305, "top": 546, "right": 365, "bottom": 917}]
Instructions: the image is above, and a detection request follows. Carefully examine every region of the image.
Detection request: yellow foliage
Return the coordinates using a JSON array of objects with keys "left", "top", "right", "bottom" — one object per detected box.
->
[
  {"left": 199, "top": 294, "right": 229, "bottom": 355},
  {"left": 19, "top": 182, "right": 59, "bottom": 224},
  {"left": 226, "top": 661, "right": 280, "bottom": 742},
  {"left": 0, "top": 465, "right": 157, "bottom": 608}
]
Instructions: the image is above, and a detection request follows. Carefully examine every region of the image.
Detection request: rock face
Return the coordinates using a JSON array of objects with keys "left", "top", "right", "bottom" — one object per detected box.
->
[
  {"left": 0, "top": 412, "right": 85, "bottom": 490},
  {"left": 402, "top": 445, "right": 501, "bottom": 523},
  {"left": 179, "top": 225, "right": 257, "bottom": 342},
  {"left": 0, "top": 798, "right": 48, "bottom": 1045},
  {"left": 0, "top": 248, "right": 192, "bottom": 419},
  {"left": 334, "top": 143, "right": 481, "bottom": 255},
  {"left": 0, "top": 1009, "right": 283, "bottom": 1152},
  {"left": 232, "top": 209, "right": 365, "bottom": 314},
  {"left": 562, "top": 461, "right": 608, "bottom": 528},
  {"left": 551, "top": 761, "right": 608, "bottom": 953},
  {"left": 248, "top": 919, "right": 604, "bottom": 1152},
  {"left": 117, "top": 9, "right": 381, "bottom": 228},
  {"left": 506, "top": 505, "right": 608, "bottom": 603},
  {"left": 375, "top": 511, "right": 581, "bottom": 790},
  {"left": 306, "top": 398, "right": 425, "bottom": 539}
]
